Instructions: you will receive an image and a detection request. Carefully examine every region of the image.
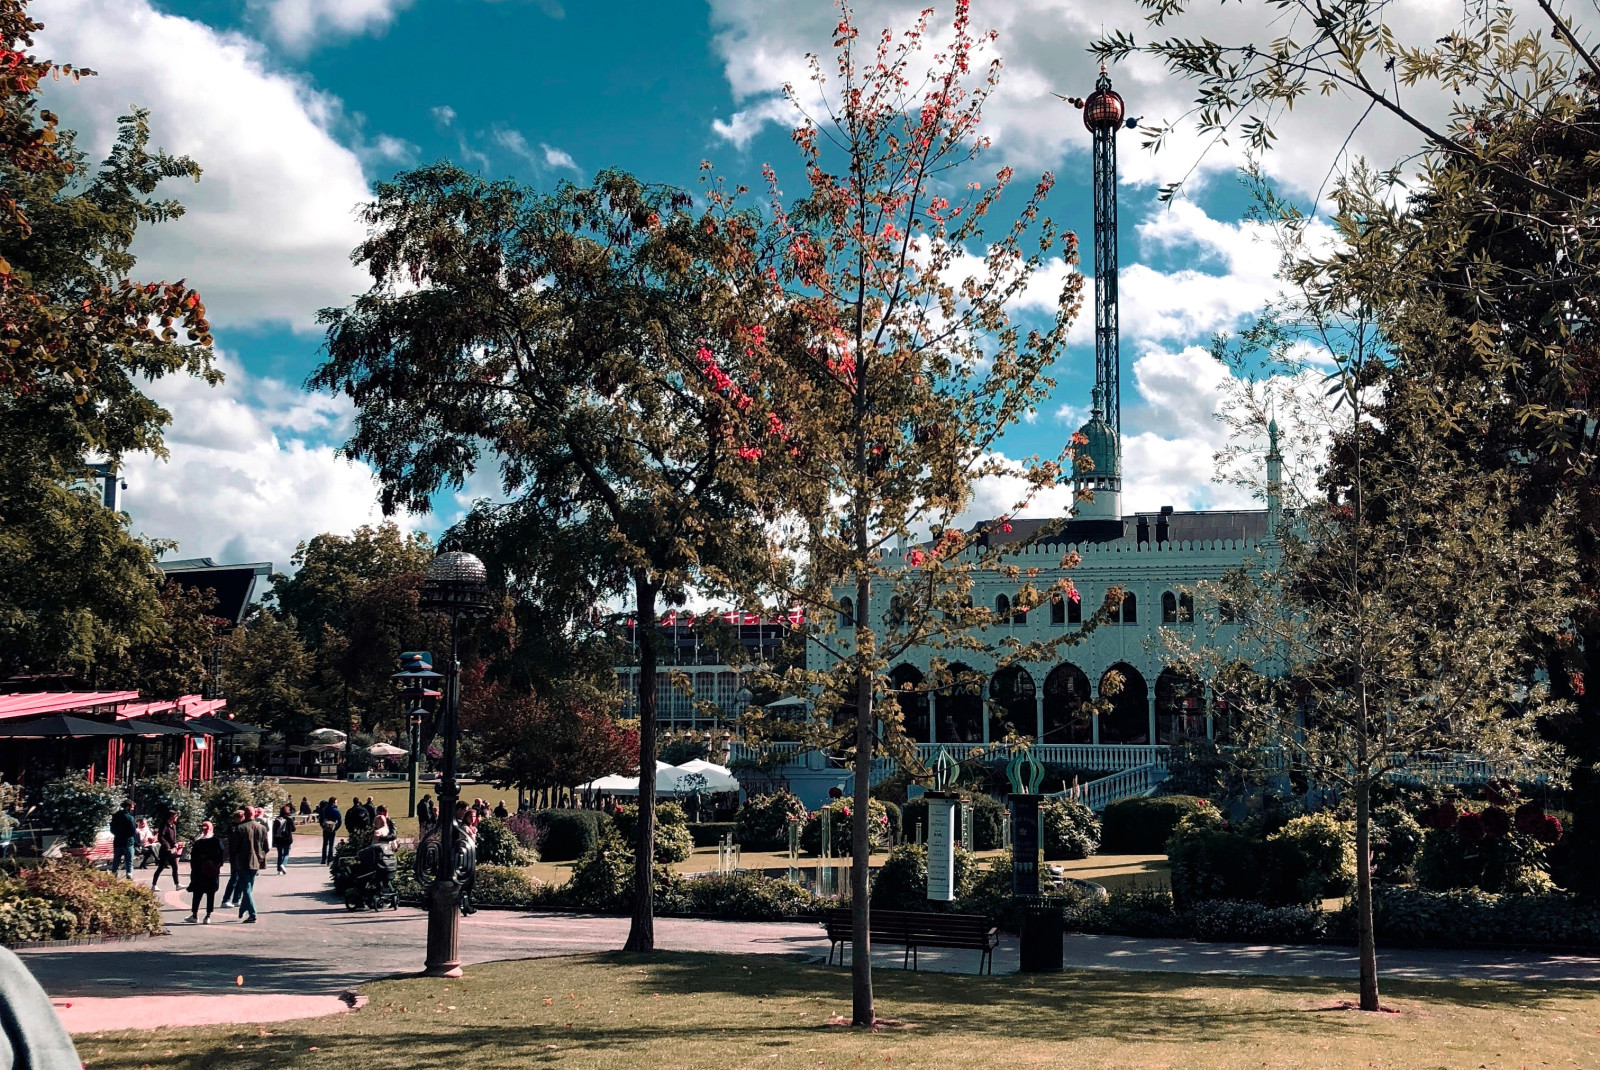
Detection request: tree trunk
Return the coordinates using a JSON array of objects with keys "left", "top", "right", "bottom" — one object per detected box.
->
[
  {"left": 850, "top": 574, "right": 875, "bottom": 1027},
  {"left": 1355, "top": 764, "right": 1379, "bottom": 1009},
  {"left": 624, "top": 575, "right": 659, "bottom": 953}
]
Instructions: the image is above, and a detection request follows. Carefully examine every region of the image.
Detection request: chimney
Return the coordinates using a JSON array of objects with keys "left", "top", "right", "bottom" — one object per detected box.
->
[{"left": 1156, "top": 506, "right": 1172, "bottom": 545}]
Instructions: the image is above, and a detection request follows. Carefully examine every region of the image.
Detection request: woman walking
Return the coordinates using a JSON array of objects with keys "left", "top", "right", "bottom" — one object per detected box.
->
[
  {"left": 272, "top": 805, "right": 295, "bottom": 874},
  {"left": 150, "top": 811, "right": 182, "bottom": 891},
  {"left": 185, "top": 821, "right": 225, "bottom": 923}
]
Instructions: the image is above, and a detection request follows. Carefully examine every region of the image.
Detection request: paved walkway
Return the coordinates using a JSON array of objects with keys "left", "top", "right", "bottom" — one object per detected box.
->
[{"left": 19, "top": 836, "right": 1600, "bottom": 1032}]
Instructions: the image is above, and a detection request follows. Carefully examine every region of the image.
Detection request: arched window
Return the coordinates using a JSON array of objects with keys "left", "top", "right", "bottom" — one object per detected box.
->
[
  {"left": 1042, "top": 663, "right": 1091, "bottom": 743},
  {"left": 989, "top": 666, "right": 1036, "bottom": 741},
  {"left": 1122, "top": 592, "right": 1138, "bottom": 624},
  {"left": 1178, "top": 592, "right": 1194, "bottom": 623},
  {"left": 937, "top": 663, "right": 984, "bottom": 743},
  {"left": 838, "top": 597, "right": 855, "bottom": 628},
  {"left": 1107, "top": 590, "right": 1120, "bottom": 624},
  {"left": 1050, "top": 592, "right": 1066, "bottom": 625},
  {"left": 1012, "top": 598, "right": 1027, "bottom": 626},
  {"left": 1161, "top": 591, "right": 1178, "bottom": 624},
  {"left": 995, "top": 594, "right": 1010, "bottom": 622},
  {"left": 888, "top": 596, "right": 907, "bottom": 627},
  {"left": 1068, "top": 592, "right": 1082, "bottom": 624},
  {"left": 1155, "top": 667, "right": 1205, "bottom": 743},
  {"left": 1219, "top": 598, "right": 1237, "bottom": 623},
  {"left": 888, "top": 664, "right": 930, "bottom": 743},
  {"left": 1099, "top": 663, "right": 1149, "bottom": 744}
]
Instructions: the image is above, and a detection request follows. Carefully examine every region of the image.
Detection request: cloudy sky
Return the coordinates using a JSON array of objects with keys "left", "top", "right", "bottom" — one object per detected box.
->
[{"left": 31, "top": 0, "right": 1442, "bottom": 570}]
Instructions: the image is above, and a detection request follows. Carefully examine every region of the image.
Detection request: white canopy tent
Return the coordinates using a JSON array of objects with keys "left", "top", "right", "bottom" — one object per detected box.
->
[
  {"left": 673, "top": 758, "right": 740, "bottom": 793},
  {"left": 367, "top": 742, "right": 408, "bottom": 758},
  {"left": 578, "top": 760, "right": 741, "bottom": 797}
]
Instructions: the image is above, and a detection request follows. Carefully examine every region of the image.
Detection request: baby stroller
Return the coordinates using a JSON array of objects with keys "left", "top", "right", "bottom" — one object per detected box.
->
[{"left": 338, "top": 841, "right": 399, "bottom": 911}]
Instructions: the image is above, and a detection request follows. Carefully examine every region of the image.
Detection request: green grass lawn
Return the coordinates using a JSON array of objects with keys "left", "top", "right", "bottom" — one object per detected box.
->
[{"left": 75, "top": 952, "right": 1600, "bottom": 1069}]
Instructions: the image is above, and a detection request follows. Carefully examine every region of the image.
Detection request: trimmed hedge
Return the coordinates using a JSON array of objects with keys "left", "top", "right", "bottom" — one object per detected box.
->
[
  {"left": 689, "top": 822, "right": 738, "bottom": 848},
  {"left": 532, "top": 810, "right": 610, "bottom": 862},
  {"left": 901, "top": 793, "right": 1005, "bottom": 851},
  {"left": 1347, "top": 887, "right": 1600, "bottom": 948},
  {"left": 0, "top": 859, "right": 162, "bottom": 944},
  {"left": 1100, "top": 795, "right": 1211, "bottom": 854}
]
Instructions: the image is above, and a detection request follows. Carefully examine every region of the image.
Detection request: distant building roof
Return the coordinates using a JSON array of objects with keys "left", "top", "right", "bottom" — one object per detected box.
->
[
  {"left": 159, "top": 558, "right": 273, "bottom": 627},
  {"left": 972, "top": 508, "right": 1270, "bottom": 550}
]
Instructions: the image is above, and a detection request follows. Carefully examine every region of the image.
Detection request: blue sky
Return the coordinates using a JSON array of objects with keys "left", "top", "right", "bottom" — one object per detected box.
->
[{"left": 34, "top": 0, "right": 1375, "bottom": 570}]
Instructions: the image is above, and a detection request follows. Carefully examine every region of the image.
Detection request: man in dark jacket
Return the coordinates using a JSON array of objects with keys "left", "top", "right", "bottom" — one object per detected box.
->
[
  {"left": 228, "top": 808, "right": 268, "bottom": 922},
  {"left": 109, "top": 799, "right": 136, "bottom": 879},
  {"left": 319, "top": 799, "right": 341, "bottom": 863},
  {"left": 345, "top": 796, "right": 369, "bottom": 836}
]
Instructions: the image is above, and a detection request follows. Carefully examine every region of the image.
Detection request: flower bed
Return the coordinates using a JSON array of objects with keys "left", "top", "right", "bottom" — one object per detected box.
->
[{"left": 0, "top": 859, "right": 163, "bottom": 945}]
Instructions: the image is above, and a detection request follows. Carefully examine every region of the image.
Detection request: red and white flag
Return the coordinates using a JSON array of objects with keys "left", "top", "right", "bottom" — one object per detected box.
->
[{"left": 662, "top": 610, "right": 677, "bottom": 627}]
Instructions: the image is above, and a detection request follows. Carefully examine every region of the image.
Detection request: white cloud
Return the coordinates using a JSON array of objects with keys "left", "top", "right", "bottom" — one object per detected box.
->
[
  {"left": 36, "top": 0, "right": 373, "bottom": 333},
  {"left": 121, "top": 353, "right": 411, "bottom": 570},
  {"left": 705, "top": 0, "right": 1512, "bottom": 202},
  {"left": 541, "top": 144, "right": 579, "bottom": 171},
  {"left": 250, "top": 0, "right": 414, "bottom": 51}
]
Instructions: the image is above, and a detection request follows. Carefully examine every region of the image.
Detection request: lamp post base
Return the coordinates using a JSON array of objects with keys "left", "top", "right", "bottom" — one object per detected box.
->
[{"left": 423, "top": 879, "right": 463, "bottom": 977}]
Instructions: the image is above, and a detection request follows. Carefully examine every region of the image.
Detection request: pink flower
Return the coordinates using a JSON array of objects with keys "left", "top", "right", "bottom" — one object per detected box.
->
[{"left": 906, "top": 549, "right": 926, "bottom": 567}]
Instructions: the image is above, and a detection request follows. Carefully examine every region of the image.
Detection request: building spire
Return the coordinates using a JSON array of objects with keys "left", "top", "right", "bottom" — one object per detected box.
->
[{"left": 1266, "top": 416, "right": 1283, "bottom": 538}]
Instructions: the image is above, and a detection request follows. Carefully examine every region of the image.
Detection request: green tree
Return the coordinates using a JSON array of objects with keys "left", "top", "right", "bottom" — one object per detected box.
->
[
  {"left": 92, "top": 583, "right": 225, "bottom": 697},
  {"left": 0, "top": 0, "right": 217, "bottom": 678},
  {"left": 313, "top": 168, "right": 779, "bottom": 953},
  {"left": 714, "top": 0, "right": 1086, "bottom": 1025},
  {"left": 221, "top": 612, "right": 317, "bottom": 739},
  {"left": 268, "top": 522, "right": 436, "bottom": 733}
]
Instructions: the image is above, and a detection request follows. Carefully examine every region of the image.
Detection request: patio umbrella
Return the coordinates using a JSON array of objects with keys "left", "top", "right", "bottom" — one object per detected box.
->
[
  {"left": 367, "top": 742, "right": 408, "bottom": 758},
  {"left": 0, "top": 714, "right": 134, "bottom": 737}
]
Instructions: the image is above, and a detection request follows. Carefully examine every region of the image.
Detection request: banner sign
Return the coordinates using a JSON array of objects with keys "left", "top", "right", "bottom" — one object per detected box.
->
[{"left": 926, "top": 795, "right": 958, "bottom": 902}]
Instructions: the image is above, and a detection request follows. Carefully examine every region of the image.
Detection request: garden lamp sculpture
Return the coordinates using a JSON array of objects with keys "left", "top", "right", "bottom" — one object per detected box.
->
[
  {"left": 391, "top": 651, "right": 441, "bottom": 820},
  {"left": 415, "top": 552, "right": 492, "bottom": 977}
]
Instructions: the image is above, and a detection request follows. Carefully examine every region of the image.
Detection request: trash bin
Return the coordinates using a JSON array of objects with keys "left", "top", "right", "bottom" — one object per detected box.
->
[{"left": 1018, "top": 902, "right": 1064, "bottom": 972}]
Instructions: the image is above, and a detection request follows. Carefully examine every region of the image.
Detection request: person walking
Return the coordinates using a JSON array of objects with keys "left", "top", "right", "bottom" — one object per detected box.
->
[
  {"left": 457, "top": 806, "right": 479, "bottom": 916},
  {"left": 184, "top": 821, "right": 225, "bottom": 923},
  {"left": 150, "top": 811, "right": 181, "bottom": 891},
  {"left": 492, "top": 800, "right": 509, "bottom": 820},
  {"left": 228, "top": 809, "right": 267, "bottom": 923},
  {"left": 344, "top": 796, "right": 369, "bottom": 836},
  {"left": 271, "top": 805, "right": 295, "bottom": 874},
  {"left": 417, "top": 794, "right": 436, "bottom": 829},
  {"left": 319, "top": 798, "right": 342, "bottom": 864},
  {"left": 109, "top": 800, "right": 136, "bottom": 879}
]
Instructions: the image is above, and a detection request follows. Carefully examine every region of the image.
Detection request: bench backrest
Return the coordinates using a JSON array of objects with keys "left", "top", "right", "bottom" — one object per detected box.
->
[{"left": 822, "top": 908, "right": 995, "bottom": 944}]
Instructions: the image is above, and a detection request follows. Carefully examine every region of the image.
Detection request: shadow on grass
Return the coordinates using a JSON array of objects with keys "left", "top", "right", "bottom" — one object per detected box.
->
[{"left": 75, "top": 951, "right": 1600, "bottom": 1070}]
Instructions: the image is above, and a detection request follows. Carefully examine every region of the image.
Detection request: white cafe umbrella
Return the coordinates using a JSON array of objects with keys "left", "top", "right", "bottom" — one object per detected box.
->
[{"left": 674, "top": 759, "right": 740, "bottom": 793}]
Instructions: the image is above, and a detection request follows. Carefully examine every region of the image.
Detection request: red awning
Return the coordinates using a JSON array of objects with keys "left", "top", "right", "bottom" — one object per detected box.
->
[{"left": 0, "top": 691, "right": 141, "bottom": 721}]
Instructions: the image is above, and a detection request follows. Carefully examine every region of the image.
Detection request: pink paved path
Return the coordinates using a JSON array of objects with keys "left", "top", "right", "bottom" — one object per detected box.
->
[{"left": 52, "top": 994, "right": 358, "bottom": 1033}]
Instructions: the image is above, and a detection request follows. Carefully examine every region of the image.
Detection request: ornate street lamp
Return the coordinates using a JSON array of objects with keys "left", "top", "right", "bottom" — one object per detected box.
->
[
  {"left": 415, "top": 551, "right": 491, "bottom": 978},
  {"left": 392, "top": 651, "right": 442, "bottom": 820}
]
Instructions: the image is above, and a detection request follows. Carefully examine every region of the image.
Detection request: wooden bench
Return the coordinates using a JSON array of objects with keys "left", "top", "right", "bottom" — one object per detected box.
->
[{"left": 821, "top": 908, "right": 998, "bottom": 975}]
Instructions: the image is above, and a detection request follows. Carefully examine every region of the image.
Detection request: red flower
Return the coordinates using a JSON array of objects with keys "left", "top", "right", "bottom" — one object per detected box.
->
[
  {"left": 1537, "top": 815, "right": 1564, "bottom": 845},
  {"left": 1428, "top": 800, "right": 1459, "bottom": 830},
  {"left": 1514, "top": 801, "right": 1545, "bottom": 836},
  {"left": 1457, "top": 811, "right": 1486, "bottom": 843},
  {"left": 1481, "top": 806, "right": 1512, "bottom": 839},
  {"left": 906, "top": 549, "right": 926, "bottom": 567}
]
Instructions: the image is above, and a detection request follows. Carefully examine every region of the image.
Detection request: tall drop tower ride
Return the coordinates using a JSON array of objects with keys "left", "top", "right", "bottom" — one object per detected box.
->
[{"left": 1070, "top": 68, "right": 1129, "bottom": 521}]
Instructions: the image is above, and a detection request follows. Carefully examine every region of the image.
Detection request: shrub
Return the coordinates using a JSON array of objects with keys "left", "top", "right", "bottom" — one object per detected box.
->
[
  {"left": 43, "top": 777, "right": 122, "bottom": 848},
  {"left": 474, "top": 818, "right": 534, "bottom": 867},
  {"left": 1168, "top": 829, "right": 1262, "bottom": 909},
  {"left": 689, "top": 822, "right": 738, "bottom": 848},
  {"left": 662, "top": 871, "right": 823, "bottom": 920},
  {"left": 1261, "top": 813, "right": 1355, "bottom": 905},
  {"left": 9, "top": 859, "right": 162, "bottom": 937},
  {"left": 504, "top": 812, "right": 545, "bottom": 857},
  {"left": 801, "top": 798, "right": 892, "bottom": 856},
  {"left": 561, "top": 824, "right": 636, "bottom": 912},
  {"left": 1345, "top": 886, "right": 1600, "bottom": 948},
  {"left": 1159, "top": 740, "right": 1231, "bottom": 798},
  {"left": 869, "top": 844, "right": 979, "bottom": 912},
  {"left": 1372, "top": 805, "right": 1424, "bottom": 884},
  {"left": 954, "top": 850, "right": 1021, "bottom": 929},
  {"left": 735, "top": 791, "right": 807, "bottom": 850},
  {"left": 612, "top": 804, "right": 694, "bottom": 864},
  {"left": 1101, "top": 795, "right": 1211, "bottom": 854},
  {"left": 1065, "top": 885, "right": 1187, "bottom": 938},
  {"left": 1418, "top": 825, "right": 1554, "bottom": 895},
  {"left": 199, "top": 778, "right": 286, "bottom": 832},
  {"left": 0, "top": 894, "right": 76, "bottom": 944},
  {"left": 1190, "top": 899, "right": 1327, "bottom": 943},
  {"left": 532, "top": 810, "right": 610, "bottom": 862},
  {"left": 471, "top": 864, "right": 547, "bottom": 906},
  {"left": 132, "top": 775, "right": 205, "bottom": 842},
  {"left": 1040, "top": 797, "right": 1100, "bottom": 860}
]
